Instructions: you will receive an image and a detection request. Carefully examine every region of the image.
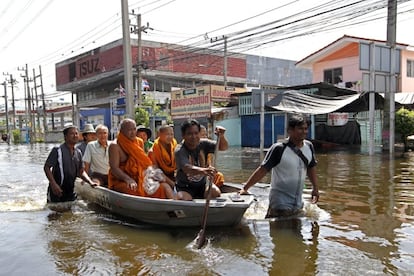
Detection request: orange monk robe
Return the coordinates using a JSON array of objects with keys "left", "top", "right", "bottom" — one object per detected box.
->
[
  {"left": 207, "top": 153, "right": 224, "bottom": 187},
  {"left": 108, "top": 132, "right": 167, "bottom": 198},
  {"left": 151, "top": 138, "right": 177, "bottom": 180}
]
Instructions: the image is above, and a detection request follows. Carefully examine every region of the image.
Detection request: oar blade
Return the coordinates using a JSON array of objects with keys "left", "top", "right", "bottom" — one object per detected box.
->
[{"left": 195, "top": 229, "right": 207, "bottom": 249}]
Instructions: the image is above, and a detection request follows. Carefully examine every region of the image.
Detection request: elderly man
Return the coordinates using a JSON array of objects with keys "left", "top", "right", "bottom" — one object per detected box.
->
[
  {"left": 108, "top": 118, "right": 175, "bottom": 199},
  {"left": 76, "top": 123, "right": 97, "bottom": 155},
  {"left": 44, "top": 125, "right": 97, "bottom": 203},
  {"left": 83, "top": 124, "right": 111, "bottom": 187}
]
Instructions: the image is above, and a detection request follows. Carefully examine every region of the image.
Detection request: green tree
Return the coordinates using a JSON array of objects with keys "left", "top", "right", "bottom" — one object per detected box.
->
[
  {"left": 135, "top": 107, "right": 149, "bottom": 126},
  {"left": 395, "top": 107, "right": 414, "bottom": 151},
  {"left": 12, "top": 129, "right": 20, "bottom": 144},
  {"left": 136, "top": 94, "right": 172, "bottom": 125}
]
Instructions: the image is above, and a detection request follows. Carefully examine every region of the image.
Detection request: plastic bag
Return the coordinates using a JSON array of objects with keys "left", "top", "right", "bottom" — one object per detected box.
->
[{"left": 143, "top": 166, "right": 164, "bottom": 195}]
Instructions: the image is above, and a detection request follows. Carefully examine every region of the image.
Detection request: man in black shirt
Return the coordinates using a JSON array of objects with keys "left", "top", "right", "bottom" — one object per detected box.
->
[{"left": 175, "top": 119, "right": 228, "bottom": 200}]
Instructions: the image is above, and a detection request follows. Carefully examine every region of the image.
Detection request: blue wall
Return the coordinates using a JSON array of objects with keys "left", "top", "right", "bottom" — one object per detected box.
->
[
  {"left": 79, "top": 108, "right": 111, "bottom": 132},
  {"left": 241, "top": 114, "right": 286, "bottom": 148},
  {"left": 213, "top": 118, "right": 241, "bottom": 146}
]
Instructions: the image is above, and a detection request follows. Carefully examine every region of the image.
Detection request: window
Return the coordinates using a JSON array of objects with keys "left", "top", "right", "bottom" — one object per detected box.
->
[
  {"left": 407, "top": 60, "right": 414, "bottom": 78},
  {"left": 323, "top": 68, "right": 343, "bottom": 84},
  {"left": 69, "top": 62, "right": 76, "bottom": 81},
  {"left": 359, "top": 43, "right": 401, "bottom": 74}
]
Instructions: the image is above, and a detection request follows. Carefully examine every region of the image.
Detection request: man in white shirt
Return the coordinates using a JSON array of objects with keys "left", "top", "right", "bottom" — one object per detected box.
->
[
  {"left": 83, "top": 124, "right": 111, "bottom": 187},
  {"left": 240, "top": 114, "right": 319, "bottom": 218}
]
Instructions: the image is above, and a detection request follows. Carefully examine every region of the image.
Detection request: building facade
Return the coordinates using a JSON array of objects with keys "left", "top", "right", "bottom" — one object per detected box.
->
[
  {"left": 295, "top": 35, "right": 414, "bottom": 145},
  {"left": 55, "top": 38, "right": 312, "bottom": 145}
]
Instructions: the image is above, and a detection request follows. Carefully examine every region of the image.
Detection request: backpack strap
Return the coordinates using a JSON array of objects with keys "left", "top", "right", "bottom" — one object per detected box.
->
[
  {"left": 285, "top": 141, "right": 309, "bottom": 168},
  {"left": 57, "top": 146, "right": 64, "bottom": 186}
]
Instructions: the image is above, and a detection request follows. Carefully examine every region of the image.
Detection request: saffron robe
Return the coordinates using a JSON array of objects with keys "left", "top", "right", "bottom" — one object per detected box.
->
[{"left": 108, "top": 132, "right": 167, "bottom": 198}]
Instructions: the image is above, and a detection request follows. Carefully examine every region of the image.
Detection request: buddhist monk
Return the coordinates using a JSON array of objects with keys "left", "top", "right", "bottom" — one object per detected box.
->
[{"left": 108, "top": 118, "right": 175, "bottom": 199}]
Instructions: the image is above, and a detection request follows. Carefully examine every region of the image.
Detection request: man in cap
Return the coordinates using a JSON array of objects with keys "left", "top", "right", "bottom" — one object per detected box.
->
[
  {"left": 44, "top": 125, "right": 97, "bottom": 203},
  {"left": 76, "top": 123, "right": 97, "bottom": 156},
  {"left": 136, "top": 125, "right": 153, "bottom": 154}
]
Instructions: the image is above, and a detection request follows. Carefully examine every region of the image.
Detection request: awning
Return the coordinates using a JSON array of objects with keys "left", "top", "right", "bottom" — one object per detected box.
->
[
  {"left": 265, "top": 90, "right": 409, "bottom": 115},
  {"left": 381, "top": 92, "right": 414, "bottom": 105}
]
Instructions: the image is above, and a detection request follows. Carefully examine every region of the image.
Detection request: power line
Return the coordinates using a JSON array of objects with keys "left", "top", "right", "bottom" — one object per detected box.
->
[
  {"left": 1, "top": 0, "right": 413, "bottom": 95},
  {"left": 0, "top": 0, "right": 14, "bottom": 17},
  {"left": 2, "top": 0, "right": 54, "bottom": 50},
  {"left": 0, "top": 0, "right": 35, "bottom": 40}
]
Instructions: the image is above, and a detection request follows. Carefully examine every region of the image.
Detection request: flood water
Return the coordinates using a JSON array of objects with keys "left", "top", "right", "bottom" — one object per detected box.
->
[{"left": 1, "top": 142, "right": 414, "bottom": 275}]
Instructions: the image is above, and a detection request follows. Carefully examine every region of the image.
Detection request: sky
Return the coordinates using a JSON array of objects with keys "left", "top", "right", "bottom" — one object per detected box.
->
[{"left": 1, "top": 0, "right": 414, "bottom": 102}]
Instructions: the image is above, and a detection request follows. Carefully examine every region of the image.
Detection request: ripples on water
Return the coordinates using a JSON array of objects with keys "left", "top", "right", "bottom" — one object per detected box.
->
[
  {"left": 1, "top": 143, "right": 414, "bottom": 275},
  {"left": 0, "top": 144, "right": 54, "bottom": 211}
]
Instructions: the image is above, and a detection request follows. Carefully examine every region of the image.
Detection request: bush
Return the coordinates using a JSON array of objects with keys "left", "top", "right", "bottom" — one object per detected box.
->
[
  {"left": 395, "top": 107, "right": 414, "bottom": 150},
  {"left": 135, "top": 107, "right": 149, "bottom": 126},
  {"left": 12, "top": 129, "right": 21, "bottom": 144}
]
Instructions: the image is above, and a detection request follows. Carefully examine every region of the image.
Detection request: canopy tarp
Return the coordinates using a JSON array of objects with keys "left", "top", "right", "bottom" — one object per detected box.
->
[
  {"left": 266, "top": 90, "right": 414, "bottom": 115},
  {"left": 382, "top": 92, "right": 414, "bottom": 105}
]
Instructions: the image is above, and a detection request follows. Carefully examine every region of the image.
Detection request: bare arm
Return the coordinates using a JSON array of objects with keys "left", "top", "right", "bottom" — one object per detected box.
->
[
  {"left": 215, "top": 126, "right": 228, "bottom": 151},
  {"left": 44, "top": 163, "right": 62, "bottom": 198},
  {"left": 182, "top": 164, "right": 216, "bottom": 180},
  {"left": 307, "top": 166, "right": 319, "bottom": 203},
  {"left": 218, "top": 133, "right": 228, "bottom": 151},
  {"left": 84, "top": 162, "right": 91, "bottom": 175},
  {"left": 239, "top": 166, "right": 268, "bottom": 194},
  {"left": 108, "top": 143, "right": 136, "bottom": 188},
  {"left": 79, "top": 168, "right": 98, "bottom": 186}
]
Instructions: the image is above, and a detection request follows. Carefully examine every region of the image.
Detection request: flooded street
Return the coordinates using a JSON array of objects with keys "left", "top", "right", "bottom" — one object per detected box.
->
[{"left": 1, "top": 143, "right": 414, "bottom": 275}]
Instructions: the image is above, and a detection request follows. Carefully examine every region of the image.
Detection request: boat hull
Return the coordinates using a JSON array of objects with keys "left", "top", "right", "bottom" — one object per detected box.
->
[{"left": 74, "top": 180, "right": 255, "bottom": 227}]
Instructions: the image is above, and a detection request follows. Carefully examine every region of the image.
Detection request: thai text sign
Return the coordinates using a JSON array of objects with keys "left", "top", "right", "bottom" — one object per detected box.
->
[
  {"left": 327, "top": 112, "right": 348, "bottom": 126},
  {"left": 171, "top": 86, "right": 211, "bottom": 119},
  {"left": 211, "top": 85, "right": 246, "bottom": 99}
]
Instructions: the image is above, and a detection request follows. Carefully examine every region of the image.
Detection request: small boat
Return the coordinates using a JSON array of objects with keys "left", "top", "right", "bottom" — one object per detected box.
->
[{"left": 74, "top": 180, "right": 255, "bottom": 227}]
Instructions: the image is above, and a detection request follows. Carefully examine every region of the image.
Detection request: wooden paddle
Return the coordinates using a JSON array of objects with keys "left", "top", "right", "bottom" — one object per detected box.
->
[{"left": 195, "top": 132, "right": 221, "bottom": 249}]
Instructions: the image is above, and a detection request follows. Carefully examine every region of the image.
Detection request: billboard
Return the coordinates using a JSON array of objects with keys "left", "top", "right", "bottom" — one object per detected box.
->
[
  {"left": 210, "top": 85, "right": 246, "bottom": 100},
  {"left": 170, "top": 86, "right": 211, "bottom": 119},
  {"left": 170, "top": 85, "right": 246, "bottom": 119}
]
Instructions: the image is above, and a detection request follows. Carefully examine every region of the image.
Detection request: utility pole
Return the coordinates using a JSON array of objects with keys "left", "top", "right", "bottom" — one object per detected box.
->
[
  {"left": 386, "top": 0, "right": 397, "bottom": 154},
  {"left": 31, "top": 87, "right": 37, "bottom": 137},
  {"left": 3, "top": 73, "right": 17, "bottom": 129},
  {"left": 383, "top": 0, "right": 397, "bottom": 153},
  {"left": 1, "top": 80, "right": 10, "bottom": 143},
  {"left": 32, "top": 68, "right": 41, "bottom": 135},
  {"left": 37, "top": 66, "right": 47, "bottom": 131},
  {"left": 121, "top": 0, "right": 134, "bottom": 119},
  {"left": 18, "top": 64, "right": 34, "bottom": 143},
  {"left": 368, "top": 42, "right": 376, "bottom": 156},
  {"left": 210, "top": 35, "right": 228, "bottom": 87},
  {"left": 223, "top": 36, "right": 228, "bottom": 88},
  {"left": 131, "top": 12, "right": 152, "bottom": 108},
  {"left": 135, "top": 12, "right": 143, "bottom": 108}
]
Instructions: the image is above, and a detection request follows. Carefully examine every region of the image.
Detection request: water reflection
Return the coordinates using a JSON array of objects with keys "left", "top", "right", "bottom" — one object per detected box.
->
[
  {"left": 0, "top": 144, "right": 51, "bottom": 211},
  {"left": 216, "top": 147, "right": 270, "bottom": 184},
  {"left": 269, "top": 218, "right": 319, "bottom": 275},
  {"left": 2, "top": 144, "right": 414, "bottom": 274},
  {"left": 43, "top": 201, "right": 260, "bottom": 275}
]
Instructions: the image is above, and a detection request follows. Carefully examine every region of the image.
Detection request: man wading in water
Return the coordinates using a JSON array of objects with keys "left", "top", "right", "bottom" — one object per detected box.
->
[
  {"left": 44, "top": 125, "right": 97, "bottom": 203},
  {"left": 240, "top": 114, "right": 319, "bottom": 218}
]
